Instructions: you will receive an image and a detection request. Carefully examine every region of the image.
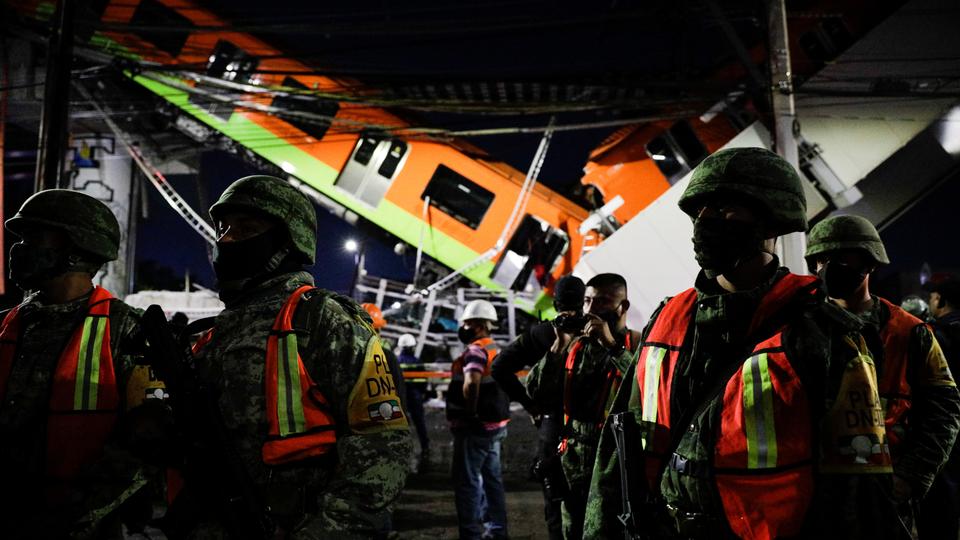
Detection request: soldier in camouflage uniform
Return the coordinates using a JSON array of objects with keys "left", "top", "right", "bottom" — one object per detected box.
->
[
  {"left": 525, "top": 273, "right": 640, "bottom": 540},
  {"left": 806, "top": 215, "right": 960, "bottom": 536},
  {"left": 173, "top": 175, "right": 410, "bottom": 539},
  {"left": 583, "top": 148, "right": 889, "bottom": 539},
  {"left": 0, "top": 190, "right": 164, "bottom": 538}
]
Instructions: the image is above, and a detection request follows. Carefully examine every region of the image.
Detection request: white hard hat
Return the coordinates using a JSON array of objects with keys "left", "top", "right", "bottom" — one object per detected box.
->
[
  {"left": 460, "top": 299, "right": 499, "bottom": 325},
  {"left": 397, "top": 333, "right": 417, "bottom": 349}
]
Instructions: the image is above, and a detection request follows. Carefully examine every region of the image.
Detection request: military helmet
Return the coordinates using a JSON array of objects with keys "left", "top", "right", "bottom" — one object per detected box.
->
[
  {"left": 5, "top": 189, "right": 120, "bottom": 262},
  {"left": 805, "top": 215, "right": 889, "bottom": 265},
  {"left": 678, "top": 147, "right": 807, "bottom": 236},
  {"left": 210, "top": 175, "right": 317, "bottom": 264}
]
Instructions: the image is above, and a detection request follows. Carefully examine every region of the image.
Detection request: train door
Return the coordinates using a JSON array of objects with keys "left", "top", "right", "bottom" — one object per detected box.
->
[
  {"left": 335, "top": 135, "right": 410, "bottom": 208},
  {"left": 490, "top": 215, "right": 569, "bottom": 293}
]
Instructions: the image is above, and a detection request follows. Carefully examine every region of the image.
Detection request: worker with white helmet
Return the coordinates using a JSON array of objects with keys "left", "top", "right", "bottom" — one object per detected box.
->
[
  {"left": 447, "top": 299, "right": 509, "bottom": 540},
  {"left": 397, "top": 333, "right": 431, "bottom": 471}
]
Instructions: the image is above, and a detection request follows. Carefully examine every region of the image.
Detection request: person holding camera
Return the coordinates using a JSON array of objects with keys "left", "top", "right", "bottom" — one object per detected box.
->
[
  {"left": 525, "top": 273, "right": 640, "bottom": 539},
  {"left": 492, "top": 275, "right": 586, "bottom": 540}
]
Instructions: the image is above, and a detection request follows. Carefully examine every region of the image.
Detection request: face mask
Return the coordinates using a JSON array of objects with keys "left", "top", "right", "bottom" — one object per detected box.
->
[
  {"left": 8, "top": 242, "right": 69, "bottom": 290},
  {"left": 692, "top": 217, "right": 765, "bottom": 279},
  {"left": 818, "top": 261, "right": 868, "bottom": 299},
  {"left": 598, "top": 303, "right": 624, "bottom": 330},
  {"left": 213, "top": 227, "right": 289, "bottom": 283},
  {"left": 458, "top": 326, "right": 477, "bottom": 345}
]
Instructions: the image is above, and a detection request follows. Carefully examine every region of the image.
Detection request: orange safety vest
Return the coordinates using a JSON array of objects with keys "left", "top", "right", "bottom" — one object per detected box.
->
[
  {"left": 559, "top": 333, "right": 633, "bottom": 454},
  {"left": 636, "top": 273, "right": 818, "bottom": 539},
  {"left": 193, "top": 285, "right": 337, "bottom": 466},
  {"left": 448, "top": 337, "right": 509, "bottom": 422},
  {"left": 0, "top": 287, "right": 119, "bottom": 490},
  {"left": 876, "top": 297, "right": 924, "bottom": 458}
]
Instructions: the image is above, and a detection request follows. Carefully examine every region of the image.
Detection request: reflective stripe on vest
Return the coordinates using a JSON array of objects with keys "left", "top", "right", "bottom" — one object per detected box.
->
[
  {"left": 192, "top": 285, "right": 338, "bottom": 466},
  {"left": 0, "top": 287, "right": 119, "bottom": 487},
  {"left": 877, "top": 298, "right": 922, "bottom": 458},
  {"left": 741, "top": 351, "right": 778, "bottom": 469}
]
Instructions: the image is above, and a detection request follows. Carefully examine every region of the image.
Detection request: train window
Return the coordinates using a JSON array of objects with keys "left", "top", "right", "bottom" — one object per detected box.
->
[
  {"left": 270, "top": 77, "right": 340, "bottom": 141},
  {"left": 490, "top": 215, "right": 569, "bottom": 292},
  {"left": 378, "top": 141, "right": 408, "bottom": 178},
  {"left": 421, "top": 165, "right": 494, "bottom": 230},
  {"left": 205, "top": 40, "right": 259, "bottom": 84},
  {"left": 645, "top": 120, "right": 707, "bottom": 185},
  {"left": 353, "top": 137, "right": 381, "bottom": 166},
  {"left": 130, "top": 0, "right": 192, "bottom": 57}
]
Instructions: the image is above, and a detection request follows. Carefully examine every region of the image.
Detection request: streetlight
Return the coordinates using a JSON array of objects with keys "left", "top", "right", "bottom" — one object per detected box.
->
[
  {"left": 344, "top": 239, "right": 359, "bottom": 252},
  {"left": 345, "top": 238, "right": 365, "bottom": 298}
]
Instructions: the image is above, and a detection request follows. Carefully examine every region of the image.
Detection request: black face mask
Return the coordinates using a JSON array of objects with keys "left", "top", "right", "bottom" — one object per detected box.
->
[
  {"left": 458, "top": 326, "right": 477, "bottom": 345},
  {"left": 818, "top": 261, "right": 868, "bottom": 299},
  {"left": 9, "top": 242, "right": 70, "bottom": 290},
  {"left": 213, "top": 227, "right": 290, "bottom": 283},
  {"left": 692, "top": 217, "right": 765, "bottom": 279},
  {"left": 596, "top": 303, "right": 624, "bottom": 331}
]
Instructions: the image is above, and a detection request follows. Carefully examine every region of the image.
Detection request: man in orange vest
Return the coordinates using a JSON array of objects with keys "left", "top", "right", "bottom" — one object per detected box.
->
[
  {"left": 806, "top": 216, "right": 960, "bottom": 536},
  {"left": 172, "top": 175, "right": 410, "bottom": 538},
  {"left": 525, "top": 272, "right": 640, "bottom": 540},
  {"left": 447, "top": 298, "right": 509, "bottom": 540},
  {"left": 0, "top": 190, "right": 166, "bottom": 538},
  {"left": 584, "top": 148, "right": 877, "bottom": 539}
]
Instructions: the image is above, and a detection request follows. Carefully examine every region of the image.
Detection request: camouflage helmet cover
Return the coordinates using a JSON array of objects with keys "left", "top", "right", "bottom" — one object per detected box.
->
[
  {"left": 5, "top": 189, "right": 120, "bottom": 261},
  {"left": 209, "top": 175, "right": 317, "bottom": 264},
  {"left": 678, "top": 147, "right": 808, "bottom": 236},
  {"left": 805, "top": 215, "right": 890, "bottom": 265}
]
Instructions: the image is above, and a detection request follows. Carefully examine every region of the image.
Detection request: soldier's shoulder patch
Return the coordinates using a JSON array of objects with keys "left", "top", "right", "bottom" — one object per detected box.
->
[
  {"left": 125, "top": 365, "right": 168, "bottom": 409},
  {"left": 347, "top": 336, "right": 408, "bottom": 433}
]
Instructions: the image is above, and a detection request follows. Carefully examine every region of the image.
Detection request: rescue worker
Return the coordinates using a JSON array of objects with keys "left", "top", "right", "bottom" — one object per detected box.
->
[
  {"left": 921, "top": 275, "right": 960, "bottom": 538},
  {"left": 492, "top": 274, "right": 586, "bottom": 540},
  {"left": 447, "top": 299, "right": 509, "bottom": 540},
  {"left": 525, "top": 273, "right": 639, "bottom": 540},
  {"left": 805, "top": 215, "right": 960, "bottom": 535},
  {"left": 174, "top": 175, "right": 410, "bottom": 538},
  {"left": 397, "top": 333, "right": 432, "bottom": 471},
  {"left": 0, "top": 190, "right": 165, "bottom": 538},
  {"left": 583, "top": 148, "right": 874, "bottom": 539}
]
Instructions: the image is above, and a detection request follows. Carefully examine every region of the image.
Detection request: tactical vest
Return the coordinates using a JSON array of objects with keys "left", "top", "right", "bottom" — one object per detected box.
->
[
  {"left": 635, "top": 273, "right": 818, "bottom": 539},
  {"left": 447, "top": 337, "right": 510, "bottom": 423},
  {"left": 559, "top": 333, "right": 632, "bottom": 453},
  {"left": 194, "top": 285, "right": 337, "bottom": 466},
  {"left": 0, "top": 287, "right": 119, "bottom": 490},
  {"left": 876, "top": 298, "right": 925, "bottom": 459}
]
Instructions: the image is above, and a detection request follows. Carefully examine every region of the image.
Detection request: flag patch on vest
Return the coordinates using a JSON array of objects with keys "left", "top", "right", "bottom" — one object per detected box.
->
[
  {"left": 368, "top": 399, "right": 403, "bottom": 420},
  {"left": 348, "top": 336, "right": 408, "bottom": 432}
]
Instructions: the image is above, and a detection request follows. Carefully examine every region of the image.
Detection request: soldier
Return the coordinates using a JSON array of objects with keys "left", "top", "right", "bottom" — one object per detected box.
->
[
  {"left": 583, "top": 148, "right": 876, "bottom": 539},
  {"left": 0, "top": 190, "right": 164, "bottom": 538},
  {"left": 524, "top": 273, "right": 639, "bottom": 540},
  {"left": 806, "top": 215, "right": 960, "bottom": 534},
  {"left": 447, "top": 299, "right": 509, "bottom": 540},
  {"left": 492, "top": 274, "right": 586, "bottom": 540},
  {"left": 172, "top": 175, "right": 410, "bottom": 538}
]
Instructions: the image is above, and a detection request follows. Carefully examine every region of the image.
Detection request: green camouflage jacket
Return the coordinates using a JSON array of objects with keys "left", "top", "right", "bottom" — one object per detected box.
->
[
  {"left": 190, "top": 271, "right": 410, "bottom": 540},
  {"left": 0, "top": 289, "right": 156, "bottom": 537}
]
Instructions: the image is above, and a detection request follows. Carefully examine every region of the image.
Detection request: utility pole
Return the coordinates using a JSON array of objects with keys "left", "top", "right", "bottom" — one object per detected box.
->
[
  {"left": 34, "top": 0, "right": 76, "bottom": 192},
  {"left": 767, "top": 0, "right": 808, "bottom": 274}
]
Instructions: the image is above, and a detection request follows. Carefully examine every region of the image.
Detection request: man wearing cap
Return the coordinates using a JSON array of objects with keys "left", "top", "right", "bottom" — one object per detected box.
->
[
  {"left": 447, "top": 298, "right": 509, "bottom": 539},
  {"left": 0, "top": 190, "right": 166, "bottom": 537},
  {"left": 525, "top": 273, "right": 639, "bottom": 540},
  {"left": 923, "top": 275, "right": 960, "bottom": 538},
  {"left": 491, "top": 274, "right": 585, "bottom": 540},
  {"left": 805, "top": 215, "right": 959, "bottom": 535},
  {"left": 171, "top": 176, "right": 410, "bottom": 539},
  {"left": 584, "top": 148, "right": 873, "bottom": 539}
]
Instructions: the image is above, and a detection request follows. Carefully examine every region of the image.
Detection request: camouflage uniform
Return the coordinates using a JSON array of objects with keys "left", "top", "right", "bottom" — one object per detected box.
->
[
  {"left": 583, "top": 149, "right": 889, "bottom": 539},
  {"left": 526, "top": 331, "right": 635, "bottom": 540},
  {"left": 0, "top": 190, "right": 162, "bottom": 538},
  {"left": 182, "top": 176, "right": 410, "bottom": 539}
]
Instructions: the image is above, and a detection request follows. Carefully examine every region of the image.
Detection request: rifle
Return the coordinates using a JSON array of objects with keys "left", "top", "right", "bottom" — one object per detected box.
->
[
  {"left": 610, "top": 411, "right": 644, "bottom": 540},
  {"left": 141, "top": 304, "right": 272, "bottom": 539}
]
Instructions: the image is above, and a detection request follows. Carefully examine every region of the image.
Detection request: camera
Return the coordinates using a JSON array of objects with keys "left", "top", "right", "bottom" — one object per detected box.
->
[{"left": 553, "top": 313, "right": 589, "bottom": 334}]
